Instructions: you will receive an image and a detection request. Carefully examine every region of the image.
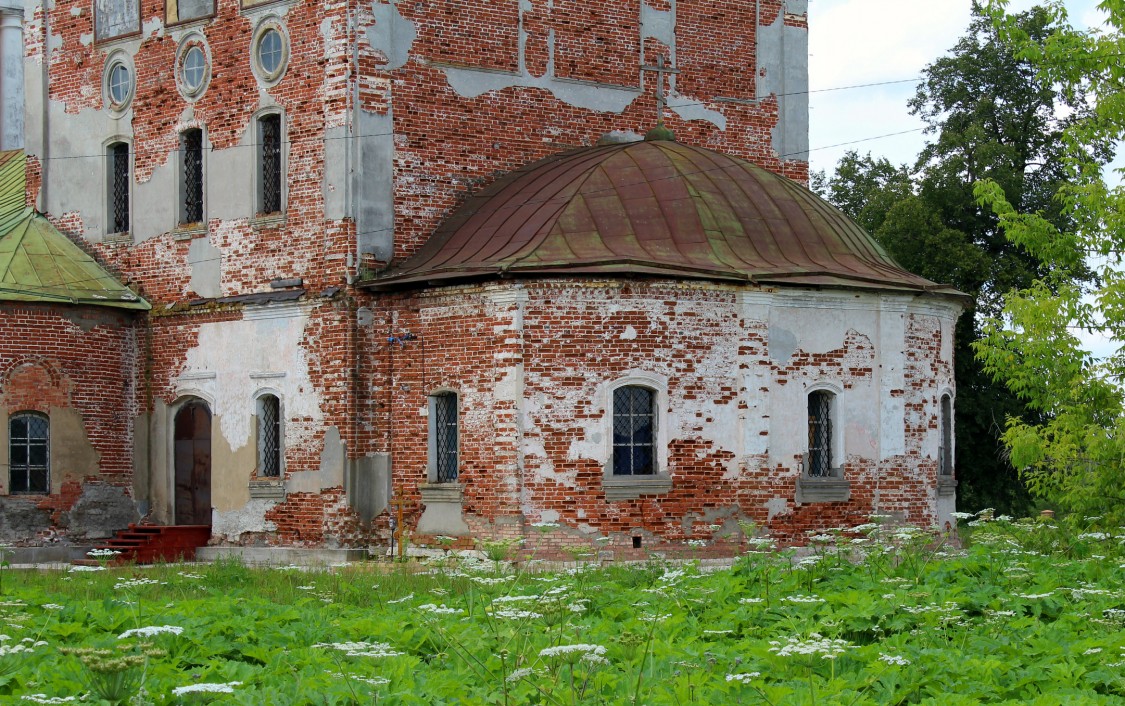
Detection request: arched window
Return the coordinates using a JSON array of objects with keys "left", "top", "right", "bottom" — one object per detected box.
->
[
  {"left": 9, "top": 412, "right": 49, "bottom": 494},
  {"left": 807, "top": 390, "right": 834, "bottom": 477},
  {"left": 107, "top": 141, "right": 130, "bottom": 234},
  {"left": 180, "top": 128, "right": 204, "bottom": 224},
  {"left": 429, "top": 392, "right": 458, "bottom": 483},
  {"left": 257, "top": 394, "right": 282, "bottom": 477},
  {"left": 257, "top": 113, "right": 282, "bottom": 215},
  {"left": 612, "top": 385, "right": 656, "bottom": 476},
  {"left": 939, "top": 394, "right": 953, "bottom": 476}
]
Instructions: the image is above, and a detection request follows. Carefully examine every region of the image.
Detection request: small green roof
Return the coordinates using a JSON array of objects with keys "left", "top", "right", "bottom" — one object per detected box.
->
[{"left": 0, "top": 151, "right": 149, "bottom": 311}]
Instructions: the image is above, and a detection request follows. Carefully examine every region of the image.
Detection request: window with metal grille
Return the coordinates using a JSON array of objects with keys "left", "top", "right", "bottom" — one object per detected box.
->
[
  {"left": 108, "top": 142, "right": 130, "bottom": 233},
  {"left": 612, "top": 386, "right": 655, "bottom": 475},
  {"left": 807, "top": 391, "right": 834, "bottom": 477},
  {"left": 258, "top": 394, "right": 281, "bottom": 477},
  {"left": 9, "top": 413, "right": 49, "bottom": 494},
  {"left": 431, "top": 392, "right": 458, "bottom": 483},
  {"left": 259, "top": 114, "right": 282, "bottom": 214},
  {"left": 181, "top": 128, "right": 203, "bottom": 224},
  {"left": 939, "top": 394, "right": 953, "bottom": 475}
]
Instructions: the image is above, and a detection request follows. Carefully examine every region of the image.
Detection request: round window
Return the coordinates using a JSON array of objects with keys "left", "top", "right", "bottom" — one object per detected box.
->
[
  {"left": 106, "top": 60, "right": 133, "bottom": 108},
  {"left": 252, "top": 22, "right": 288, "bottom": 84},
  {"left": 258, "top": 28, "right": 283, "bottom": 76},
  {"left": 181, "top": 47, "right": 208, "bottom": 95}
]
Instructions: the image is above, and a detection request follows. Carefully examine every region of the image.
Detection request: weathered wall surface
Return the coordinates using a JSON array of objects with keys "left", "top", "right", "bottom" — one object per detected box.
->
[
  {"left": 371, "top": 280, "right": 960, "bottom": 555},
  {"left": 0, "top": 303, "right": 142, "bottom": 542}
]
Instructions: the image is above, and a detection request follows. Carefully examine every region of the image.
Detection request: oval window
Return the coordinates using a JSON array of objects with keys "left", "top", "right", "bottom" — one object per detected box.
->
[
  {"left": 258, "top": 28, "right": 283, "bottom": 77},
  {"left": 182, "top": 45, "right": 207, "bottom": 93},
  {"left": 107, "top": 61, "right": 132, "bottom": 107}
]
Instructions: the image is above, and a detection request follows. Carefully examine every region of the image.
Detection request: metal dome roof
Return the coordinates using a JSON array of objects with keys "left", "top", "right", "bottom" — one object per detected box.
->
[{"left": 364, "top": 139, "right": 963, "bottom": 298}]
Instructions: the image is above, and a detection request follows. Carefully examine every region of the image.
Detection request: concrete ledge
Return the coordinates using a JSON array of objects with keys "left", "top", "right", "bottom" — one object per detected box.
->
[
  {"left": 5, "top": 545, "right": 94, "bottom": 564},
  {"left": 937, "top": 476, "right": 958, "bottom": 497},
  {"left": 196, "top": 546, "right": 368, "bottom": 566},
  {"left": 796, "top": 476, "right": 851, "bottom": 504},
  {"left": 603, "top": 473, "right": 673, "bottom": 501}
]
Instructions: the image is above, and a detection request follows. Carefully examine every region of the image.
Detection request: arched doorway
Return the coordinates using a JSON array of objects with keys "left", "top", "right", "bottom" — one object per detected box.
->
[{"left": 174, "top": 400, "right": 211, "bottom": 526}]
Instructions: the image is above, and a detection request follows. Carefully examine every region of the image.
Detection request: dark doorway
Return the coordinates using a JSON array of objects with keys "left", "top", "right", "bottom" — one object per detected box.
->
[{"left": 174, "top": 400, "right": 212, "bottom": 526}]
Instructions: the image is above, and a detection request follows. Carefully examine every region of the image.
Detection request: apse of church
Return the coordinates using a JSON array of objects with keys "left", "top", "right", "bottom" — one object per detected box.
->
[{"left": 0, "top": 0, "right": 962, "bottom": 557}]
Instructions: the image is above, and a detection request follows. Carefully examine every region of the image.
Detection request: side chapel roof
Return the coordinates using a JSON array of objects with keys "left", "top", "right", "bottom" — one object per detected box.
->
[
  {"left": 0, "top": 151, "right": 149, "bottom": 311},
  {"left": 364, "top": 139, "right": 965, "bottom": 301}
]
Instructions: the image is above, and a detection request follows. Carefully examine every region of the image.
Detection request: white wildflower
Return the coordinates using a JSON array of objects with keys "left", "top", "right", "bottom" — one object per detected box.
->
[
  {"left": 314, "top": 641, "right": 403, "bottom": 658},
  {"left": 86, "top": 548, "right": 121, "bottom": 558},
  {"left": 386, "top": 594, "right": 414, "bottom": 604},
  {"left": 949, "top": 512, "right": 975, "bottom": 520},
  {"left": 118, "top": 625, "right": 183, "bottom": 639},
  {"left": 783, "top": 594, "right": 825, "bottom": 604},
  {"left": 878, "top": 653, "right": 911, "bottom": 666},
  {"left": 539, "top": 644, "right": 607, "bottom": 660},
  {"left": 494, "top": 609, "right": 542, "bottom": 620},
  {"left": 40, "top": 604, "right": 64, "bottom": 611},
  {"left": 114, "top": 578, "right": 162, "bottom": 590},
  {"left": 726, "top": 672, "right": 761, "bottom": 684},
  {"left": 21, "top": 696, "right": 77, "bottom": 704},
  {"left": 67, "top": 565, "right": 105, "bottom": 573},
  {"left": 507, "top": 667, "right": 535, "bottom": 682},
  {"left": 418, "top": 603, "right": 460, "bottom": 615},
  {"left": 739, "top": 597, "right": 764, "bottom": 604},
  {"left": 768, "top": 634, "right": 853, "bottom": 659},
  {"left": 1084, "top": 647, "right": 1103, "bottom": 656},
  {"left": 171, "top": 682, "right": 242, "bottom": 696}
]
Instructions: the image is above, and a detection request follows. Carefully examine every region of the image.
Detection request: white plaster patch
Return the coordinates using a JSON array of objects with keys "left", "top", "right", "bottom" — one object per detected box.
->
[
  {"left": 211, "top": 499, "right": 279, "bottom": 540},
  {"left": 765, "top": 496, "right": 789, "bottom": 520},
  {"left": 621, "top": 325, "right": 637, "bottom": 340},
  {"left": 367, "top": 0, "right": 416, "bottom": 70},
  {"left": 179, "top": 303, "right": 323, "bottom": 453}
]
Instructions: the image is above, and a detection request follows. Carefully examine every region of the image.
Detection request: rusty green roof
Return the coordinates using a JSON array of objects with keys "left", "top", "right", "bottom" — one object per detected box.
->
[
  {"left": 364, "top": 140, "right": 965, "bottom": 301},
  {"left": 0, "top": 151, "right": 149, "bottom": 311}
]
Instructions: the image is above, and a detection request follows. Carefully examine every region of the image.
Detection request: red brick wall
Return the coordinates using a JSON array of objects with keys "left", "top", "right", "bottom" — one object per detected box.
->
[
  {"left": 370, "top": 281, "right": 951, "bottom": 554},
  {"left": 0, "top": 304, "right": 142, "bottom": 525}
]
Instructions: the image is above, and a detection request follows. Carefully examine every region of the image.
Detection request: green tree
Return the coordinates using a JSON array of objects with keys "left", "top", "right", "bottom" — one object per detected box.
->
[
  {"left": 975, "top": 0, "right": 1125, "bottom": 519},
  {"left": 820, "top": 3, "right": 1096, "bottom": 515}
]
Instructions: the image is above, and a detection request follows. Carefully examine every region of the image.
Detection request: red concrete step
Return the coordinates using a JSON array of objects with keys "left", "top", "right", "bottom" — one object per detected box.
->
[{"left": 75, "top": 525, "right": 211, "bottom": 566}]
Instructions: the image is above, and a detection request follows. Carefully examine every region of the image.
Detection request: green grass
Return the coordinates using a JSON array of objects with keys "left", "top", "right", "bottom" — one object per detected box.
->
[{"left": 3, "top": 516, "right": 1125, "bottom": 704}]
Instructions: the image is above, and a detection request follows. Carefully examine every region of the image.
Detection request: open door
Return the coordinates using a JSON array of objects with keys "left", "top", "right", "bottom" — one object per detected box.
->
[{"left": 174, "top": 400, "right": 212, "bottom": 526}]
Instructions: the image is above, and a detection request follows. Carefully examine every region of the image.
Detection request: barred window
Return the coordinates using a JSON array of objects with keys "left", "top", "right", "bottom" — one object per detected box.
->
[
  {"left": 612, "top": 386, "right": 655, "bottom": 476},
  {"left": 939, "top": 394, "right": 953, "bottom": 476},
  {"left": 258, "top": 114, "right": 282, "bottom": 214},
  {"left": 108, "top": 142, "right": 130, "bottom": 233},
  {"left": 9, "top": 413, "right": 49, "bottom": 494},
  {"left": 807, "top": 391, "right": 834, "bottom": 478},
  {"left": 181, "top": 128, "right": 204, "bottom": 224},
  {"left": 258, "top": 394, "right": 281, "bottom": 477},
  {"left": 430, "top": 392, "right": 458, "bottom": 483}
]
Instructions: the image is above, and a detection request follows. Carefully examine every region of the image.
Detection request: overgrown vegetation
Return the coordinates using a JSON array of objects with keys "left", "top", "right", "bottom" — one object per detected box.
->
[{"left": 4, "top": 515, "right": 1125, "bottom": 703}]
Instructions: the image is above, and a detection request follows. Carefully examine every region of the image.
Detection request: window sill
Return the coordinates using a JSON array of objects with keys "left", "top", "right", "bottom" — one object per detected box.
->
[
  {"left": 248, "top": 479, "right": 285, "bottom": 500},
  {"left": 937, "top": 475, "right": 958, "bottom": 497},
  {"left": 796, "top": 476, "right": 851, "bottom": 504},
  {"left": 103, "top": 231, "right": 132, "bottom": 246},
  {"left": 252, "top": 212, "right": 286, "bottom": 230},
  {"left": 420, "top": 482, "right": 463, "bottom": 504},
  {"left": 603, "top": 473, "right": 672, "bottom": 501},
  {"left": 172, "top": 222, "right": 207, "bottom": 241}
]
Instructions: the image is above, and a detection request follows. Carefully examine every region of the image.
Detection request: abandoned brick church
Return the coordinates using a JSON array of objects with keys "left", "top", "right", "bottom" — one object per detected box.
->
[{"left": 0, "top": 0, "right": 963, "bottom": 556}]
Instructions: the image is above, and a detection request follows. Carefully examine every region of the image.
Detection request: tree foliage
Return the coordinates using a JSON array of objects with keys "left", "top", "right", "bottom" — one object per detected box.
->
[
  {"left": 819, "top": 2, "right": 1097, "bottom": 515},
  {"left": 975, "top": 0, "right": 1125, "bottom": 519}
]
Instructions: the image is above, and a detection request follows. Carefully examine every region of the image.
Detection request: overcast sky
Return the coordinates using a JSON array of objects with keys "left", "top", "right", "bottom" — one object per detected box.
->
[{"left": 806, "top": 0, "right": 1104, "bottom": 175}]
